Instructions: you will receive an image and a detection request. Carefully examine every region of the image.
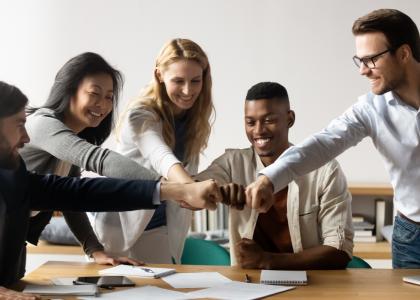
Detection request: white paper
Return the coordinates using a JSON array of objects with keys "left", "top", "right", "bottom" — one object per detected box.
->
[
  {"left": 99, "top": 265, "right": 175, "bottom": 278},
  {"left": 187, "top": 281, "right": 295, "bottom": 300},
  {"left": 162, "top": 272, "right": 232, "bottom": 288},
  {"left": 80, "top": 285, "right": 188, "bottom": 300},
  {"left": 23, "top": 284, "right": 97, "bottom": 296},
  {"left": 403, "top": 275, "right": 420, "bottom": 285}
]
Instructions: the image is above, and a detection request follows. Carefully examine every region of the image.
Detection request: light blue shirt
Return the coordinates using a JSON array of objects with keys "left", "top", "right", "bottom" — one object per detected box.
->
[{"left": 261, "top": 91, "right": 420, "bottom": 221}]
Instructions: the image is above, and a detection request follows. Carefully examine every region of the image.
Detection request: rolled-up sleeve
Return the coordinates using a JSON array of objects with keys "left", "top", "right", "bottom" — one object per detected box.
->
[{"left": 317, "top": 161, "right": 354, "bottom": 258}]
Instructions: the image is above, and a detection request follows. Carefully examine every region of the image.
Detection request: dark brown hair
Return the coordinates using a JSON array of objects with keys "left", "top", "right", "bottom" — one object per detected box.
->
[
  {"left": 27, "top": 52, "right": 123, "bottom": 145},
  {"left": 352, "top": 9, "right": 420, "bottom": 62},
  {"left": 0, "top": 81, "right": 28, "bottom": 118}
]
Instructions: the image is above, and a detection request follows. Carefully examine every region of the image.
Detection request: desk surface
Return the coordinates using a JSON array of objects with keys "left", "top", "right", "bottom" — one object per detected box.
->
[{"left": 23, "top": 261, "right": 420, "bottom": 300}]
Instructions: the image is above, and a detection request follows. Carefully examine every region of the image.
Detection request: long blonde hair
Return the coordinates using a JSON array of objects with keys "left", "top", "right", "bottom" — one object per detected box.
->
[{"left": 120, "top": 38, "right": 214, "bottom": 164}]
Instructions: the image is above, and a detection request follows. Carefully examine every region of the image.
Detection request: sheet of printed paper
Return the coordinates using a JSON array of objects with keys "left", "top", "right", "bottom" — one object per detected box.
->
[
  {"left": 187, "top": 281, "right": 295, "bottom": 300},
  {"left": 80, "top": 285, "right": 187, "bottom": 300}
]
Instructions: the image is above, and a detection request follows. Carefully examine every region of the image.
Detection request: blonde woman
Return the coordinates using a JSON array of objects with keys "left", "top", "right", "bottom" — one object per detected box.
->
[{"left": 92, "top": 38, "right": 214, "bottom": 263}]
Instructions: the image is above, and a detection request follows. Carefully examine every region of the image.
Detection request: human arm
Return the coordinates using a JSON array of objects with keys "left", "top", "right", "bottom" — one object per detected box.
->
[
  {"left": 63, "top": 212, "right": 143, "bottom": 266},
  {"left": 167, "top": 163, "right": 194, "bottom": 183},
  {"left": 62, "top": 169, "right": 143, "bottom": 265},
  {"left": 246, "top": 101, "right": 371, "bottom": 210},
  {"left": 27, "top": 173, "right": 221, "bottom": 211},
  {"left": 25, "top": 110, "right": 159, "bottom": 180},
  {"left": 0, "top": 286, "right": 40, "bottom": 300},
  {"left": 89, "top": 251, "right": 143, "bottom": 266},
  {"left": 245, "top": 175, "right": 274, "bottom": 213},
  {"left": 125, "top": 108, "right": 190, "bottom": 181},
  {"left": 195, "top": 151, "right": 246, "bottom": 208},
  {"left": 236, "top": 238, "right": 349, "bottom": 270},
  {"left": 28, "top": 173, "right": 158, "bottom": 211},
  {"left": 160, "top": 179, "right": 222, "bottom": 210},
  {"left": 240, "top": 160, "right": 353, "bottom": 270}
]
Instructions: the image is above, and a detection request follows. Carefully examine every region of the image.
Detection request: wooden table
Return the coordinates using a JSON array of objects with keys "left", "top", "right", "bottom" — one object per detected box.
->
[
  {"left": 26, "top": 241, "right": 84, "bottom": 255},
  {"left": 22, "top": 261, "right": 420, "bottom": 299}
]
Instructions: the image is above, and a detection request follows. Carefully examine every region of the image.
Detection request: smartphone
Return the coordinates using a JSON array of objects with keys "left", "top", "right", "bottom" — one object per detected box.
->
[{"left": 73, "top": 276, "right": 135, "bottom": 288}]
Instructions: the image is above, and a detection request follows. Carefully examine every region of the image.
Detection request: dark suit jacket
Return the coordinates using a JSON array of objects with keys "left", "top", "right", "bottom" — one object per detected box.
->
[{"left": 0, "top": 158, "right": 157, "bottom": 286}]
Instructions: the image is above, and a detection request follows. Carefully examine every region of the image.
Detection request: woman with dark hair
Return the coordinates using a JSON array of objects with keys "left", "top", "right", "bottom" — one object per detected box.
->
[{"left": 20, "top": 52, "right": 160, "bottom": 265}]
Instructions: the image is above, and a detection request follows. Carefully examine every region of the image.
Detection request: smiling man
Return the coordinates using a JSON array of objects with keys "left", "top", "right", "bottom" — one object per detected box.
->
[
  {"left": 196, "top": 82, "right": 353, "bottom": 269},
  {"left": 246, "top": 9, "right": 420, "bottom": 268}
]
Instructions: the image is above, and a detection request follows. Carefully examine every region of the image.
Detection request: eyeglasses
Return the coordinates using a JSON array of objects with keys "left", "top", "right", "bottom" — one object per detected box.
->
[{"left": 352, "top": 48, "right": 393, "bottom": 69}]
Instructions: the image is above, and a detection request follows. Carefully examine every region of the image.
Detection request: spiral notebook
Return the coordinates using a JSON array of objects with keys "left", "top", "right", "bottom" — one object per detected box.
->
[{"left": 260, "top": 270, "right": 307, "bottom": 286}]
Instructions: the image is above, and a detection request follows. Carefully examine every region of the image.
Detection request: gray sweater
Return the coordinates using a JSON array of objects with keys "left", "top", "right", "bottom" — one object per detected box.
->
[{"left": 20, "top": 108, "right": 159, "bottom": 255}]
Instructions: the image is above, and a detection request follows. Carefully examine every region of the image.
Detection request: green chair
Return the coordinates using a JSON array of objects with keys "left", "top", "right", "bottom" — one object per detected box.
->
[
  {"left": 181, "top": 237, "right": 231, "bottom": 266},
  {"left": 346, "top": 255, "right": 372, "bottom": 268}
]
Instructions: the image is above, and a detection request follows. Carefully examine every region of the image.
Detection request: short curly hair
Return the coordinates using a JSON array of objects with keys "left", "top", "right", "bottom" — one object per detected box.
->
[{"left": 245, "top": 82, "right": 289, "bottom": 103}]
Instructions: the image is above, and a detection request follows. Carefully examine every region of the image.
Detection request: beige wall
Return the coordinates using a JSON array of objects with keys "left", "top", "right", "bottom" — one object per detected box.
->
[{"left": 1, "top": 0, "right": 419, "bottom": 183}]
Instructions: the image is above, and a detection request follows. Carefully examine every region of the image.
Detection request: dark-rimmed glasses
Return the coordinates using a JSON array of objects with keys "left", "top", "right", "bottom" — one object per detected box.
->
[{"left": 352, "top": 48, "right": 393, "bottom": 69}]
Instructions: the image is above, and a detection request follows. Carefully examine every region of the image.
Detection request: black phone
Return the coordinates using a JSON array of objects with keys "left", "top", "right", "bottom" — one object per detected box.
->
[{"left": 73, "top": 276, "right": 135, "bottom": 288}]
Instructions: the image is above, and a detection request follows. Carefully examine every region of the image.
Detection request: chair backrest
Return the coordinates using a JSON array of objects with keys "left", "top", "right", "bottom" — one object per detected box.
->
[
  {"left": 346, "top": 255, "right": 372, "bottom": 268},
  {"left": 181, "top": 237, "right": 231, "bottom": 266}
]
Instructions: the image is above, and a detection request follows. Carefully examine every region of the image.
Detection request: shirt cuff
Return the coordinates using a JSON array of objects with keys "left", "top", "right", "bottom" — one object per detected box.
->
[
  {"left": 153, "top": 182, "right": 162, "bottom": 205},
  {"left": 259, "top": 161, "right": 292, "bottom": 193}
]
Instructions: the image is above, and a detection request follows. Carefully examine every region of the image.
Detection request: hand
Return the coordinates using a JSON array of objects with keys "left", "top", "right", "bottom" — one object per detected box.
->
[
  {"left": 161, "top": 179, "right": 222, "bottom": 210},
  {"left": 235, "top": 238, "right": 270, "bottom": 269},
  {"left": 182, "top": 179, "right": 222, "bottom": 210},
  {"left": 91, "top": 251, "right": 144, "bottom": 266},
  {"left": 245, "top": 175, "right": 274, "bottom": 213},
  {"left": 178, "top": 201, "right": 203, "bottom": 211},
  {"left": 220, "top": 183, "right": 246, "bottom": 210},
  {"left": 0, "top": 286, "right": 40, "bottom": 300}
]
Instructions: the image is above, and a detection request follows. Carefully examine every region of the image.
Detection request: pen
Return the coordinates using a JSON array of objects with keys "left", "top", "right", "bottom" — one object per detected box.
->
[{"left": 245, "top": 273, "right": 251, "bottom": 283}]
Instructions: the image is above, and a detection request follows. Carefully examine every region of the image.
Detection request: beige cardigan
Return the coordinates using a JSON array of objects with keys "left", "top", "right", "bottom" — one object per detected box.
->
[{"left": 196, "top": 147, "right": 354, "bottom": 265}]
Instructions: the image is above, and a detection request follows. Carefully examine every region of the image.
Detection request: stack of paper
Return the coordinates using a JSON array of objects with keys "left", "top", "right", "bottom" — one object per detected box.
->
[{"left": 24, "top": 284, "right": 97, "bottom": 296}]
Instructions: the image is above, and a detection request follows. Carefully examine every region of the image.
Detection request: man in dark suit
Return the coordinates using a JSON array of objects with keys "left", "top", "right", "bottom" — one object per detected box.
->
[{"left": 0, "top": 81, "right": 221, "bottom": 299}]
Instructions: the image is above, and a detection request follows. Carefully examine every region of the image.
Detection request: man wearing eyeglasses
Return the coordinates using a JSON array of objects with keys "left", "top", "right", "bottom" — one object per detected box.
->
[{"left": 246, "top": 8, "right": 420, "bottom": 269}]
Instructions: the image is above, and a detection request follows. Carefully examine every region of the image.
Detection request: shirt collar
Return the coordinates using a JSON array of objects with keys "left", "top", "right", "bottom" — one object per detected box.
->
[
  {"left": 384, "top": 91, "right": 419, "bottom": 112},
  {"left": 384, "top": 91, "right": 398, "bottom": 105}
]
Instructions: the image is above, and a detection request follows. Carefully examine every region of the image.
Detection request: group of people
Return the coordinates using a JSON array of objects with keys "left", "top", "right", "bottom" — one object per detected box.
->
[{"left": 0, "top": 7, "right": 419, "bottom": 299}]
